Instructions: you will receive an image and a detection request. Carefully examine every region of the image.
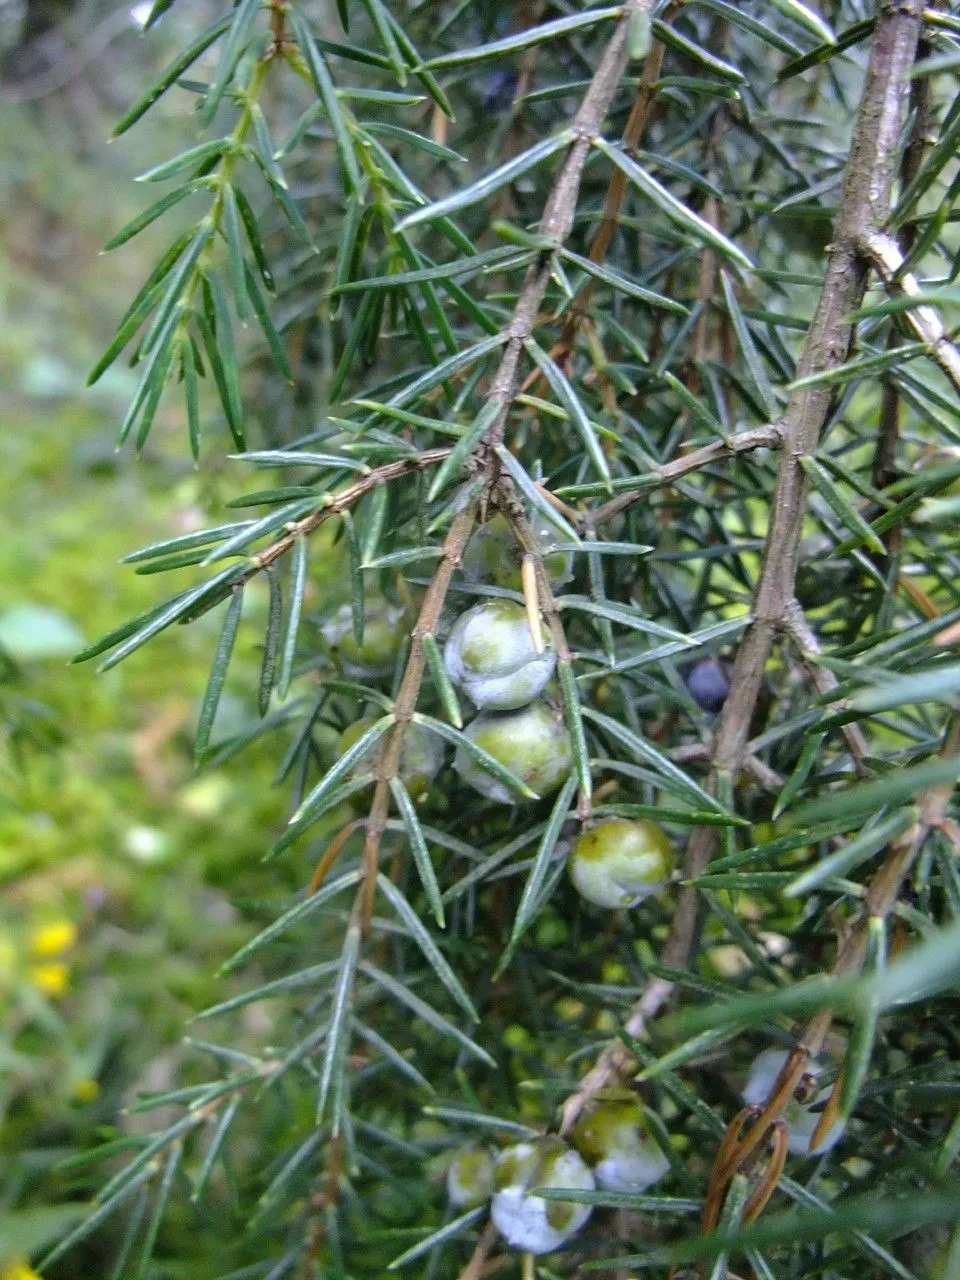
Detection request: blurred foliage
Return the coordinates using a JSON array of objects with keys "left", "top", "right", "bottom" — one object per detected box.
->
[{"left": 0, "top": 27, "right": 309, "bottom": 1273}]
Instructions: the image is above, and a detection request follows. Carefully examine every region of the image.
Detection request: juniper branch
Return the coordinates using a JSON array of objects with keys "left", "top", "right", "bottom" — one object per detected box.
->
[
  {"left": 558, "top": 0, "right": 924, "bottom": 1140},
  {"left": 467, "top": 0, "right": 658, "bottom": 458},
  {"left": 551, "top": 3, "right": 677, "bottom": 367}
]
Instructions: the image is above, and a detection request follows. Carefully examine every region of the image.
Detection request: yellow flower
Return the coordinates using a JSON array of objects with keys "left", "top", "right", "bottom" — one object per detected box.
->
[
  {"left": 28, "top": 962, "right": 69, "bottom": 997},
  {"left": 28, "top": 920, "right": 78, "bottom": 959},
  {"left": 72, "top": 1077, "right": 100, "bottom": 1104},
  {"left": 2, "top": 1260, "right": 43, "bottom": 1280}
]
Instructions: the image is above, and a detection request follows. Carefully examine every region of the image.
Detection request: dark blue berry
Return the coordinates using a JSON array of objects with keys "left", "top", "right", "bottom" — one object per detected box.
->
[{"left": 685, "top": 658, "right": 731, "bottom": 714}]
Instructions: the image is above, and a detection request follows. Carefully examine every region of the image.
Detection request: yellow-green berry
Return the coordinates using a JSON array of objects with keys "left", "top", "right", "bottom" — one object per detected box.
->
[
  {"left": 454, "top": 700, "right": 572, "bottom": 804},
  {"left": 572, "top": 1097, "right": 669, "bottom": 1193},
  {"left": 446, "top": 1146, "right": 495, "bottom": 1209},
  {"left": 444, "top": 599, "right": 556, "bottom": 710},
  {"left": 491, "top": 1137, "right": 593, "bottom": 1254},
  {"left": 568, "top": 818, "right": 673, "bottom": 909},
  {"left": 461, "top": 513, "right": 572, "bottom": 592},
  {"left": 322, "top": 600, "right": 405, "bottom": 677},
  {"left": 336, "top": 718, "right": 443, "bottom": 800}
]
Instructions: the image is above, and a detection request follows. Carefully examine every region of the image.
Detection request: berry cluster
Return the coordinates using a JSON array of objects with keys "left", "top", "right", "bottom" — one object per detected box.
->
[
  {"left": 443, "top": 1097, "right": 670, "bottom": 1255},
  {"left": 324, "top": 517, "right": 841, "bottom": 1257},
  {"left": 444, "top": 1057, "right": 843, "bottom": 1256}
]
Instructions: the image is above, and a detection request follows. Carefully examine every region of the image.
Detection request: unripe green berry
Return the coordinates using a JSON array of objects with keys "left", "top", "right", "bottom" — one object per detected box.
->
[
  {"left": 572, "top": 1097, "right": 669, "bottom": 1193},
  {"left": 461, "top": 513, "right": 572, "bottom": 592},
  {"left": 446, "top": 1145, "right": 494, "bottom": 1209},
  {"left": 454, "top": 700, "right": 572, "bottom": 804},
  {"left": 742, "top": 1049, "right": 845, "bottom": 1156},
  {"left": 444, "top": 599, "right": 556, "bottom": 710},
  {"left": 336, "top": 717, "right": 443, "bottom": 800},
  {"left": 322, "top": 600, "right": 405, "bottom": 677},
  {"left": 491, "top": 1137, "right": 593, "bottom": 1254},
  {"left": 568, "top": 818, "right": 673, "bottom": 909}
]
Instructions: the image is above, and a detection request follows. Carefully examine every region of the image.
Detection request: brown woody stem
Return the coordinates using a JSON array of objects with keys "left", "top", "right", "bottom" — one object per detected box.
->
[{"left": 553, "top": 4, "right": 676, "bottom": 364}]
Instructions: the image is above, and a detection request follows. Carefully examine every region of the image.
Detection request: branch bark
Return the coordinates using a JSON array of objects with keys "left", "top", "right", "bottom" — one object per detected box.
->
[
  {"left": 480, "top": 0, "right": 658, "bottom": 455},
  {"left": 291, "top": 0, "right": 665, "bottom": 1143}
]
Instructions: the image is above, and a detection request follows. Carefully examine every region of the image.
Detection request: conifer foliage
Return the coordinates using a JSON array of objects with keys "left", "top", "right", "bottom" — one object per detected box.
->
[{"left": 49, "top": 1, "right": 960, "bottom": 1276}]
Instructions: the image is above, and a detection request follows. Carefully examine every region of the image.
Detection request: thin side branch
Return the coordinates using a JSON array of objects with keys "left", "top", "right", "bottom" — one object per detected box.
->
[
  {"left": 584, "top": 425, "right": 782, "bottom": 530},
  {"left": 247, "top": 448, "right": 452, "bottom": 576},
  {"left": 351, "top": 502, "right": 478, "bottom": 930},
  {"left": 780, "top": 602, "right": 871, "bottom": 773},
  {"left": 860, "top": 229, "right": 960, "bottom": 396}
]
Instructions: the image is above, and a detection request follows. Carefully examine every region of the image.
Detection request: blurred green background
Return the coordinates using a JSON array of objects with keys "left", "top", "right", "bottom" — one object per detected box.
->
[{"left": 0, "top": 7, "right": 310, "bottom": 1268}]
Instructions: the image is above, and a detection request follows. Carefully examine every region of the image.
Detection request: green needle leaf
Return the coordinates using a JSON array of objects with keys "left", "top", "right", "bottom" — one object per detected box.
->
[
  {"left": 257, "top": 565, "right": 282, "bottom": 716},
  {"left": 317, "top": 923, "right": 361, "bottom": 1131},
  {"left": 583, "top": 707, "right": 728, "bottom": 814},
  {"left": 195, "top": 587, "right": 244, "bottom": 762},
  {"left": 594, "top": 137, "right": 753, "bottom": 270},
  {"left": 524, "top": 338, "right": 611, "bottom": 490},
  {"left": 221, "top": 184, "right": 249, "bottom": 323},
  {"left": 422, "top": 632, "right": 462, "bottom": 727},
  {"left": 359, "top": 960, "right": 496, "bottom": 1067},
  {"left": 839, "top": 915, "right": 886, "bottom": 1122},
  {"left": 388, "top": 775, "right": 446, "bottom": 929},
  {"left": 290, "top": 10, "right": 362, "bottom": 194},
  {"left": 412, "top": 712, "right": 538, "bottom": 801},
  {"left": 396, "top": 133, "right": 571, "bottom": 231},
  {"left": 291, "top": 715, "right": 394, "bottom": 827},
  {"left": 220, "top": 870, "right": 362, "bottom": 975},
  {"left": 784, "top": 809, "right": 917, "bottom": 898},
  {"left": 427, "top": 400, "right": 501, "bottom": 501},
  {"left": 422, "top": 8, "right": 622, "bottom": 68},
  {"left": 112, "top": 13, "right": 232, "bottom": 137},
  {"left": 376, "top": 873, "right": 477, "bottom": 1018}
]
